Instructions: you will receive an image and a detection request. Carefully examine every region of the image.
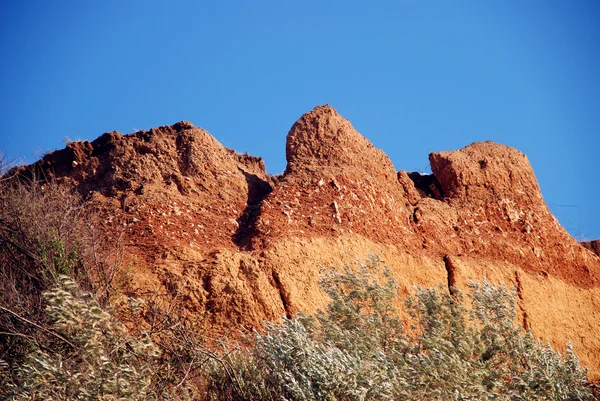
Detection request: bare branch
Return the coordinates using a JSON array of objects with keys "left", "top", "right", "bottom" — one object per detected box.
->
[{"left": 0, "top": 306, "right": 76, "bottom": 349}]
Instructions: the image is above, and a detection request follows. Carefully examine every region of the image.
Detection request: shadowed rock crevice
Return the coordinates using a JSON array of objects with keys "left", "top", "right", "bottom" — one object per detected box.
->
[
  {"left": 581, "top": 240, "right": 600, "bottom": 257},
  {"left": 271, "top": 270, "right": 291, "bottom": 319},
  {"left": 407, "top": 172, "right": 444, "bottom": 200},
  {"left": 233, "top": 169, "right": 272, "bottom": 249}
]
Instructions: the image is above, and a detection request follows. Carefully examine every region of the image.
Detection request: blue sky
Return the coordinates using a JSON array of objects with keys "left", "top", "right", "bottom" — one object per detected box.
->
[{"left": 1, "top": 1, "right": 598, "bottom": 240}]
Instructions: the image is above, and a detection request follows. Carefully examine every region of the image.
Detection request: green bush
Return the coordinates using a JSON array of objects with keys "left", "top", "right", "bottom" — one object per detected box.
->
[{"left": 203, "top": 257, "right": 596, "bottom": 401}]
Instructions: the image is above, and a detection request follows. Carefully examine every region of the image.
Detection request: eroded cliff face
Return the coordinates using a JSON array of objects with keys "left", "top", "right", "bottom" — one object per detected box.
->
[{"left": 13, "top": 105, "right": 600, "bottom": 378}]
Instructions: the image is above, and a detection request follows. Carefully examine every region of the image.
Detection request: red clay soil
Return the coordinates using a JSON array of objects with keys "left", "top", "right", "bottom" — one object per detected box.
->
[
  {"left": 10, "top": 105, "right": 600, "bottom": 378},
  {"left": 12, "top": 121, "right": 274, "bottom": 261},
  {"left": 254, "top": 105, "right": 417, "bottom": 250}
]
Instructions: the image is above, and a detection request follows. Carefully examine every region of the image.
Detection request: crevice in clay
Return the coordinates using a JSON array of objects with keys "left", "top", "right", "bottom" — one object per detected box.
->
[
  {"left": 272, "top": 270, "right": 291, "bottom": 319},
  {"left": 412, "top": 207, "right": 420, "bottom": 225},
  {"left": 443, "top": 255, "right": 458, "bottom": 296},
  {"left": 201, "top": 273, "right": 216, "bottom": 313},
  {"left": 233, "top": 169, "right": 273, "bottom": 249},
  {"left": 514, "top": 271, "right": 530, "bottom": 330}
]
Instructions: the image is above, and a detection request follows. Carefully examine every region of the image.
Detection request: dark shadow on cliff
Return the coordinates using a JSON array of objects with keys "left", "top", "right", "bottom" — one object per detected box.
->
[{"left": 233, "top": 169, "right": 272, "bottom": 249}]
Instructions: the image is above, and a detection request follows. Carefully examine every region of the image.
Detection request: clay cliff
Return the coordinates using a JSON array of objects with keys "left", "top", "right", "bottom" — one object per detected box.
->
[{"left": 12, "top": 105, "right": 600, "bottom": 378}]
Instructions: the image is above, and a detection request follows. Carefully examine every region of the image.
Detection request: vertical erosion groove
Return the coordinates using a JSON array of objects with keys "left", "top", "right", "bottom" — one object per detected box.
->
[
  {"left": 514, "top": 271, "right": 530, "bottom": 330},
  {"left": 233, "top": 169, "right": 273, "bottom": 249},
  {"left": 443, "top": 255, "right": 457, "bottom": 296},
  {"left": 272, "top": 270, "right": 291, "bottom": 319}
]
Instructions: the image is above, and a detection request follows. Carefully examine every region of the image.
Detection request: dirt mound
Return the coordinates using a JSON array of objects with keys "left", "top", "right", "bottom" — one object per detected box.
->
[
  {"left": 430, "top": 141, "right": 539, "bottom": 203},
  {"left": 9, "top": 105, "right": 600, "bottom": 379}
]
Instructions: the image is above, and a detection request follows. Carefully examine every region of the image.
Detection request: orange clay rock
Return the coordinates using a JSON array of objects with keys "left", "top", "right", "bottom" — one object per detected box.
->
[
  {"left": 424, "top": 142, "right": 599, "bottom": 288},
  {"left": 253, "top": 105, "right": 418, "bottom": 250},
  {"left": 10, "top": 105, "right": 600, "bottom": 379}
]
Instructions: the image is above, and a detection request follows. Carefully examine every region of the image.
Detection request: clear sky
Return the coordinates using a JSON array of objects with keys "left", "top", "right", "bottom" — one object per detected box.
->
[{"left": 1, "top": 1, "right": 598, "bottom": 240}]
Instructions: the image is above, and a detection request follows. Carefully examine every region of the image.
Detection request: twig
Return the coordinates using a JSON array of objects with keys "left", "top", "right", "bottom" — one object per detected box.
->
[
  {"left": 173, "top": 355, "right": 197, "bottom": 390},
  {"left": 0, "top": 306, "right": 77, "bottom": 349}
]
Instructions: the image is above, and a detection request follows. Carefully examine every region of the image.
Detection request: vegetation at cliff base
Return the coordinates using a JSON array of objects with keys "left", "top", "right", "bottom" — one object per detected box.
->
[
  {"left": 202, "top": 258, "right": 595, "bottom": 401},
  {"left": 2, "top": 256, "right": 597, "bottom": 400}
]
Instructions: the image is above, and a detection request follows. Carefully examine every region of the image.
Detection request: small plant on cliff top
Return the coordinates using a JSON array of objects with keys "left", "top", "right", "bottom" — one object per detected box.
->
[{"left": 203, "top": 257, "right": 595, "bottom": 401}]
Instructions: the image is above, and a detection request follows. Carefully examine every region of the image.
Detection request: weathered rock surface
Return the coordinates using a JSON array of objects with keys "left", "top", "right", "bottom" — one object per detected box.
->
[
  {"left": 255, "top": 105, "right": 416, "bottom": 249},
  {"left": 582, "top": 240, "right": 600, "bottom": 257},
  {"left": 423, "top": 141, "right": 598, "bottom": 288},
  {"left": 11, "top": 105, "right": 600, "bottom": 379}
]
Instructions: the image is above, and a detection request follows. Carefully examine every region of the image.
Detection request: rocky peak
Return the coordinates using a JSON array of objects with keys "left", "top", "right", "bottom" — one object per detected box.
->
[
  {"left": 285, "top": 105, "right": 397, "bottom": 183},
  {"left": 254, "top": 105, "right": 413, "bottom": 248},
  {"left": 430, "top": 141, "right": 542, "bottom": 205}
]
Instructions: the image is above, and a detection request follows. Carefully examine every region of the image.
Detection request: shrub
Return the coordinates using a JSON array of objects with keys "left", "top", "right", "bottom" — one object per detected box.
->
[
  {"left": 0, "top": 176, "right": 87, "bottom": 399},
  {"left": 203, "top": 257, "right": 596, "bottom": 401},
  {"left": 6, "top": 275, "right": 160, "bottom": 400},
  {"left": 0, "top": 175, "right": 85, "bottom": 307},
  {"left": 0, "top": 172, "right": 132, "bottom": 389}
]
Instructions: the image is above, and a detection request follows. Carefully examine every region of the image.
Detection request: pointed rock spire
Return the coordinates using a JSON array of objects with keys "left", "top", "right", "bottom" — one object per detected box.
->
[{"left": 285, "top": 105, "right": 397, "bottom": 183}]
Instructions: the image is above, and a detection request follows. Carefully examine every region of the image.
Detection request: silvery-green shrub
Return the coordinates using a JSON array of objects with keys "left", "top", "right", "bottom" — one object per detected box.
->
[
  {"left": 8, "top": 275, "right": 160, "bottom": 400},
  {"left": 204, "top": 257, "right": 596, "bottom": 401}
]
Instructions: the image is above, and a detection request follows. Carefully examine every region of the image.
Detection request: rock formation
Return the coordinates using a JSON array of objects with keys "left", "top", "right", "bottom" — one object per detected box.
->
[
  {"left": 582, "top": 240, "right": 600, "bottom": 257},
  {"left": 11, "top": 105, "right": 600, "bottom": 379}
]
